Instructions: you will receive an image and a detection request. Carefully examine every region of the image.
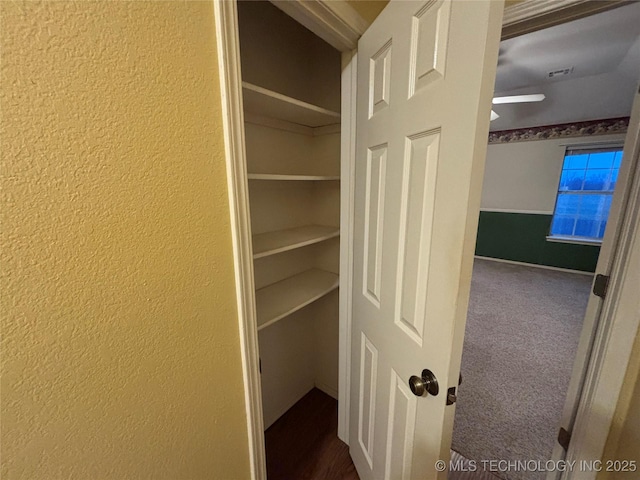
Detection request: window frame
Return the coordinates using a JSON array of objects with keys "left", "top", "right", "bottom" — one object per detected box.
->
[{"left": 547, "top": 143, "right": 624, "bottom": 246}]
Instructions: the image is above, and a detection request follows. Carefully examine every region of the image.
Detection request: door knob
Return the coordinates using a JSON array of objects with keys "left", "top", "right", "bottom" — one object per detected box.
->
[{"left": 408, "top": 369, "right": 439, "bottom": 397}]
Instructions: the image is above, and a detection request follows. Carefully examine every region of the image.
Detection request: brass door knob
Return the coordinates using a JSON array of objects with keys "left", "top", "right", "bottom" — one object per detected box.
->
[{"left": 408, "top": 369, "right": 439, "bottom": 397}]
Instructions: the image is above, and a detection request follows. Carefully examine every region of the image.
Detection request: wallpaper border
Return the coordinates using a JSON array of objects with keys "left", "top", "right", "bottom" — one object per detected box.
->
[{"left": 488, "top": 117, "right": 630, "bottom": 144}]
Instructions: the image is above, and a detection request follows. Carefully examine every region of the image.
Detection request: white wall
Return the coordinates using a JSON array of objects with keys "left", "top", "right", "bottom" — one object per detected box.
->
[{"left": 480, "top": 134, "right": 627, "bottom": 213}]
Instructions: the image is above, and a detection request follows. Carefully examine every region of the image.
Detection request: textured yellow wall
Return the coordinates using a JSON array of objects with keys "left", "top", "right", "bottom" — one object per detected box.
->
[
  {"left": 1, "top": 1, "right": 250, "bottom": 479},
  {"left": 612, "top": 368, "right": 640, "bottom": 475},
  {"left": 598, "top": 328, "right": 640, "bottom": 480},
  {"left": 345, "top": 0, "right": 388, "bottom": 24}
]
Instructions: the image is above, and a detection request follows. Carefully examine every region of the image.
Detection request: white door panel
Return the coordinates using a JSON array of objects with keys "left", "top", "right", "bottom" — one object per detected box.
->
[{"left": 349, "top": 1, "right": 503, "bottom": 479}]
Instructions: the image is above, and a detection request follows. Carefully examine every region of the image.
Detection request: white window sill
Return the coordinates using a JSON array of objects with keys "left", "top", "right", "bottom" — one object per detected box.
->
[{"left": 546, "top": 235, "right": 602, "bottom": 246}]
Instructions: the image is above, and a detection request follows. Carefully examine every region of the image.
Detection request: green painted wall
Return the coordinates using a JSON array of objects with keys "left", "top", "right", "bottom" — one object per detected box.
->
[{"left": 475, "top": 211, "right": 600, "bottom": 272}]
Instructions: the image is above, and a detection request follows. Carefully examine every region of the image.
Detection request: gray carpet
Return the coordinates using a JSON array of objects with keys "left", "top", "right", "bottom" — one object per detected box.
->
[{"left": 452, "top": 259, "right": 592, "bottom": 480}]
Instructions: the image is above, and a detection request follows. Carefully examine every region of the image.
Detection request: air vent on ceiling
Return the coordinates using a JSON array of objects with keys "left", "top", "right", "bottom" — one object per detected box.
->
[{"left": 547, "top": 67, "right": 574, "bottom": 79}]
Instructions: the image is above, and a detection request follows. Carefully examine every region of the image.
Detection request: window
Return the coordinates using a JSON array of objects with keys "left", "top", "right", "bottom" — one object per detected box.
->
[{"left": 549, "top": 145, "right": 623, "bottom": 243}]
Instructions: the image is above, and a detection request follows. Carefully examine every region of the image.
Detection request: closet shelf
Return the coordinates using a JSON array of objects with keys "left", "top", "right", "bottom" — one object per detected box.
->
[
  {"left": 253, "top": 225, "right": 340, "bottom": 259},
  {"left": 248, "top": 173, "right": 340, "bottom": 181},
  {"left": 256, "top": 269, "right": 339, "bottom": 331},
  {"left": 242, "top": 82, "right": 340, "bottom": 128}
]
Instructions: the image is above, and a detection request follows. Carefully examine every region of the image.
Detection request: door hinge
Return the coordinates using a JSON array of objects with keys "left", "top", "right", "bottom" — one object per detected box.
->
[
  {"left": 446, "top": 386, "right": 457, "bottom": 405},
  {"left": 558, "top": 427, "right": 571, "bottom": 451},
  {"left": 446, "top": 373, "right": 463, "bottom": 406},
  {"left": 259, "top": 358, "right": 262, "bottom": 374},
  {"left": 593, "top": 274, "right": 610, "bottom": 299}
]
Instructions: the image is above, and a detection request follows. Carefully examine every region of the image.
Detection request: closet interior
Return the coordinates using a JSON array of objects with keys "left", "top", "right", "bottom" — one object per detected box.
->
[{"left": 237, "top": 1, "right": 343, "bottom": 430}]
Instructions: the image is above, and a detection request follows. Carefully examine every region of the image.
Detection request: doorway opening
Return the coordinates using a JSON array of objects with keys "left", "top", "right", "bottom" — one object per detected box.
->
[
  {"left": 234, "top": 1, "right": 351, "bottom": 478},
  {"left": 219, "top": 1, "right": 640, "bottom": 479},
  {"left": 452, "top": 4, "right": 640, "bottom": 479}
]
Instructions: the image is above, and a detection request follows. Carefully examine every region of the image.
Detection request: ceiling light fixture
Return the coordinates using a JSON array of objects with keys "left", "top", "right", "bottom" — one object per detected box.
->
[{"left": 492, "top": 94, "right": 546, "bottom": 105}]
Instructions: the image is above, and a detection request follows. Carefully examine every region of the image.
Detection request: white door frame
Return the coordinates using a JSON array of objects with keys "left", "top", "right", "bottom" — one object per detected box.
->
[
  {"left": 213, "top": 2, "right": 265, "bottom": 479},
  {"left": 338, "top": 48, "right": 358, "bottom": 444},
  {"left": 556, "top": 91, "right": 640, "bottom": 480},
  {"left": 213, "top": 1, "right": 640, "bottom": 478}
]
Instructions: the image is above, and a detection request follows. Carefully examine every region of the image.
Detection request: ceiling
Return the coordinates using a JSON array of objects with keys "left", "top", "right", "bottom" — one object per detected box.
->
[{"left": 490, "top": 2, "right": 640, "bottom": 131}]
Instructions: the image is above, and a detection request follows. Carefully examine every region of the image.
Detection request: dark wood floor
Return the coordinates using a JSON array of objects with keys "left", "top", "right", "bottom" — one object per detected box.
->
[
  {"left": 265, "top": 388, "right": 359, "bottom": 480},
  {"left": 264, "top": 388, "right": 500, "bottom": 480}
]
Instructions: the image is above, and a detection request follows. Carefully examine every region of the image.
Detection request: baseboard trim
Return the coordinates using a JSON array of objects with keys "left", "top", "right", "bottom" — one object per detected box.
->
[
  {"left": 315, "top": 381, "right": 338, "bottom": 400},
  {"left": 474, "top": 255, "right": 594, "bottom": 276}
]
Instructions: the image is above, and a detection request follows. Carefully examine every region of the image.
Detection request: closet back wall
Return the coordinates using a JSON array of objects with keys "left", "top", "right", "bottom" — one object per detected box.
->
[{"left": 237, "top": 1, "right": 340, "bottom": 111}]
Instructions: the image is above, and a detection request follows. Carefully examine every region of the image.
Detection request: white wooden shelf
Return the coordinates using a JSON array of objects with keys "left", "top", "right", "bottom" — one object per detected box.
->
[
  {"left": 253, "top": 225, "right": 339, "bottom": 259},
  {"left": 256, "top": 269, "right": 339, "bottom": 331},
  {"left": 242, "top": 82, "right": 340, "bottom": 128},
  {"left": 247, "top": 173, "right": 340, "bottom": 181}
]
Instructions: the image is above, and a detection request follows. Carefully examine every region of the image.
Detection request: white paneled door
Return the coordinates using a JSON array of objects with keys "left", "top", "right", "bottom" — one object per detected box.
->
[{"left": 349, "top": 1, "right": 503, "bottom": 479}]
